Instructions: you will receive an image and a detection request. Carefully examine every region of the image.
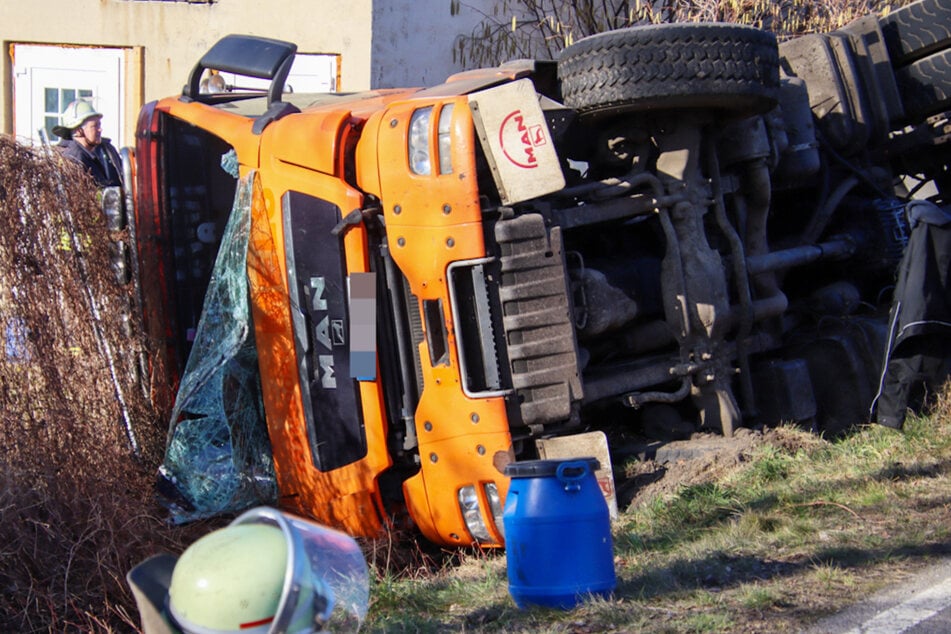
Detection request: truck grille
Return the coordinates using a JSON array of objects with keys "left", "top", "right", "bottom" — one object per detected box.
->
[
  {"left": 494, "top": 213, "right": 583, "bottom": 427},
  {"left": 449, "top": 213, "right": 583, "bottom": 428}
]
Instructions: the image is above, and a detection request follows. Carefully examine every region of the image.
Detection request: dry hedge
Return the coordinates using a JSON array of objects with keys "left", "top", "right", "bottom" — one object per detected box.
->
[{"left": 0, "top": 135, "right": 197, "bottom": 632}]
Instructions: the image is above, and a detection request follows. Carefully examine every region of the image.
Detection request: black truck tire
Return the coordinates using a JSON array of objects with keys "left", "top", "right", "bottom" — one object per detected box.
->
[
  {"left": 557, "top": 23, "right": 780, "bottom": 117},
  {"left": 895, "top": 47, "right": 951, "bottom": 121},
  {"left": 880, "top": 0, "right": 951, "bottom": 67}
]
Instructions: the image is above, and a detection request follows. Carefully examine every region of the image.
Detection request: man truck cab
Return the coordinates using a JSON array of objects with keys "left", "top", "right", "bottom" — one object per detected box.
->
[{"left": 133, "top": 35, "right": 528, "bottom": 546}]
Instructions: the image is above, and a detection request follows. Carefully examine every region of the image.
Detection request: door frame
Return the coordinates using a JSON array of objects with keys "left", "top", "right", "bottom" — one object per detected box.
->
[{"left": 11, "top": 43, "right": 143, "bottom": 149}]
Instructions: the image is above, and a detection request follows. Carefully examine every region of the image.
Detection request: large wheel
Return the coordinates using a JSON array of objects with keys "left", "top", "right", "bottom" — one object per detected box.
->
[
  {"left": 881, "top": 0, "right": 951, "bottom": 67},
  {"left": 557, "top": 23, "right": 780, "bottom": 117},
  {"left": 896, "top": 47, "right": 951, "bottom": 121}
]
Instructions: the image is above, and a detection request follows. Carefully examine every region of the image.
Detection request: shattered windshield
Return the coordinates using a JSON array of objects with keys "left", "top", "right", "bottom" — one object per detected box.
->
[{"left": 159, "top": 171, "right": 277, "bottom": 523}]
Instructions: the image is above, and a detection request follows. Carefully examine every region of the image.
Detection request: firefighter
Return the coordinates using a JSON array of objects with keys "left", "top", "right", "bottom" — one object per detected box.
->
[{"left": 52, "top": 99, "right": 123, "bottom": 188}]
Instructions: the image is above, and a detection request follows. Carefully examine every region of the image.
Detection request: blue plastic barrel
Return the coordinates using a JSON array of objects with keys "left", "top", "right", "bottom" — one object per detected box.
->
[{"left": 503, "top": 458, "right": 616, "bottom": 609}]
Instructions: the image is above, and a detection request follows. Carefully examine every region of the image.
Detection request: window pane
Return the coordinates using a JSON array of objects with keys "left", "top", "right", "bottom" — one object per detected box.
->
[
  {"left": 44, "top": 88, "right": 58, "bottom": 113},
  {"left": 79, "top": 89, "right": 93, "bottom": 99},
  {"left": 63, "top": 88, "right": 76, "bottom": 105},
  {"left": 45, "top": 116, "right": 58, "bottom": 136}
]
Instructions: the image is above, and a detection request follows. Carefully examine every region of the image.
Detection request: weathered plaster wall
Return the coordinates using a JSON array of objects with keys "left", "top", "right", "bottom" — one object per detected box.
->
[{"left": 0, "top": 0, "right": 373, "bottom": 138}]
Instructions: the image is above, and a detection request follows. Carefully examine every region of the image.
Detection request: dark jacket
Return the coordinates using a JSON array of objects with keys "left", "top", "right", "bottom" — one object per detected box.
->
[
  {"left": 871, "top": 200, "right": 951, "bottom": 429},
  {"left": 59, "top": 138, "right": 123, "bottom": 188}
]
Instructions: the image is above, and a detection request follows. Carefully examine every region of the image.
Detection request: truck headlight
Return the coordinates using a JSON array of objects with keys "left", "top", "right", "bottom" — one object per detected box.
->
[
  {"left": 437, "top": 105, "right": 454, "bottom": 175},
  {"left": 485, "top": 482, "right": 504, "bottom": 540},
  {"left": 408, "top": 107, "right": 432, "bottom": 175},
  {"left": 459, "top": 483, "right": 504, "bottom": 544}
]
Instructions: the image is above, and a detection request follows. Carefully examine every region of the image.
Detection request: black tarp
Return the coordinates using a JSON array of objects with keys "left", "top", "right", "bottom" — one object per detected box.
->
[{"left": 872, "top": 200, "right": 951, "bottom": 429}]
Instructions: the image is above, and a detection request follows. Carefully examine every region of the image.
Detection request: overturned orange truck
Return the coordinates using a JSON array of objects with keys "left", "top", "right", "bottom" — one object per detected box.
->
[{"left": 126, "top": 2, "right": 951, "bottom": 547}]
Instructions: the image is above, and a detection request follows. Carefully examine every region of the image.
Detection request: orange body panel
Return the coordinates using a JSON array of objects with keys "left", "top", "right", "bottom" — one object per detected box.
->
[
  {"left": 132, "top": 102, "right": 178, "bottom": 414},
  {"left": 150, "top": 95, "right": 396, "bottom": 538},
  {"left": 156, "top": 99, "right": 262, "bottom": 169},
  {"left": 248, "top": 108, "right": 395, "bottom": 538},
  {"left": 358, "top": 95, "right": 514, "bottom": 546}
]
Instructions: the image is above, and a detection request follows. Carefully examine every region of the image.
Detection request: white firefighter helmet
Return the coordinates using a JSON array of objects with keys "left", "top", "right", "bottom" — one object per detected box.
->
[
  {"left": 52, "top": 99, "right": 103, "bottom": 139},
  {"left": 167, "top": 522, "right": 297, "bottom": 632},
  {"left": 127, "top": 507, "right": 370, "bottom": 634}
]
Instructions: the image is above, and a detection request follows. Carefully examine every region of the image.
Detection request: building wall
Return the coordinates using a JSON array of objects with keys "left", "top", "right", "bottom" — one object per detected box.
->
[
  {"left": 1, "top": 0, "right": 491, "bottom": 143},
  {"left": 371, "top": 0, "right": 487, "bottom": 89}
]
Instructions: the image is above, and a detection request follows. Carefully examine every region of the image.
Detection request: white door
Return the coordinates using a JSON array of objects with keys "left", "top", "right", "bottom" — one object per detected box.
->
[
  {"left": 13, "top": 44, "right": 125, "bottom": 147},
  {"left": 285, "top": 54, "right": 339, "bottom": 93}
]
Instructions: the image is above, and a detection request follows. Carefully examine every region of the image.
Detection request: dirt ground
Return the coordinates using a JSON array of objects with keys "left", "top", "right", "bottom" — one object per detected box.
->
[{"left": 615, "top": 426, "right": 813, "bottom": 510}]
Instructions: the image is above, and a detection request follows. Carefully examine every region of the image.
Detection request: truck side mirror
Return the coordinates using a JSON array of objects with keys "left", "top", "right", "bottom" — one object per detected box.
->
[{"left": 182, "top": 34, "right": 297, "bottom": 108}]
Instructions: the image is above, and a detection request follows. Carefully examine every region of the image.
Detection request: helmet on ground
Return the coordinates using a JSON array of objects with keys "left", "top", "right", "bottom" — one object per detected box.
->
[
  {"left": 151, "top": 507, "right": 369, "bottom": 634},
  {"left": 127, "top": 507, "right": 369, "bottom": 634},
  {"left": 168, "top": 523, "right": 291, "bottom": 633},
  {"left": 52, "top": 100, "right": 102, "bottom": 139}
]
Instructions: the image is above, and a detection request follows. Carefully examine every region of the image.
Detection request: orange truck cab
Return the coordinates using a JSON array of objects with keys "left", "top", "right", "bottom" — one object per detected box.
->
[
  {"left": 134, "top": 36, "right": 544, "bottom": 546},
  {"left": 129, "top": 10, "right": 951, "bottom": 547}
]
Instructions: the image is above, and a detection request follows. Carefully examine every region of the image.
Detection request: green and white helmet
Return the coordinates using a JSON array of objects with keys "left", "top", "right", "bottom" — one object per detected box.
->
[
  {"left": 52, "top": 99, "right": 102, "bottom": 139},
  {"left": 168, "top": 523, "right": 295, "bottom": 633},
  {"left": 128, "top": 507, "right": 369, "bottom": 634}
]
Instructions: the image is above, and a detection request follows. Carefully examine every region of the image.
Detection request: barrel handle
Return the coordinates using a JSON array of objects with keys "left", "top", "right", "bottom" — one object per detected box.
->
[{"left": 556, "top": 461, "right": 590, "bottom": 493}]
